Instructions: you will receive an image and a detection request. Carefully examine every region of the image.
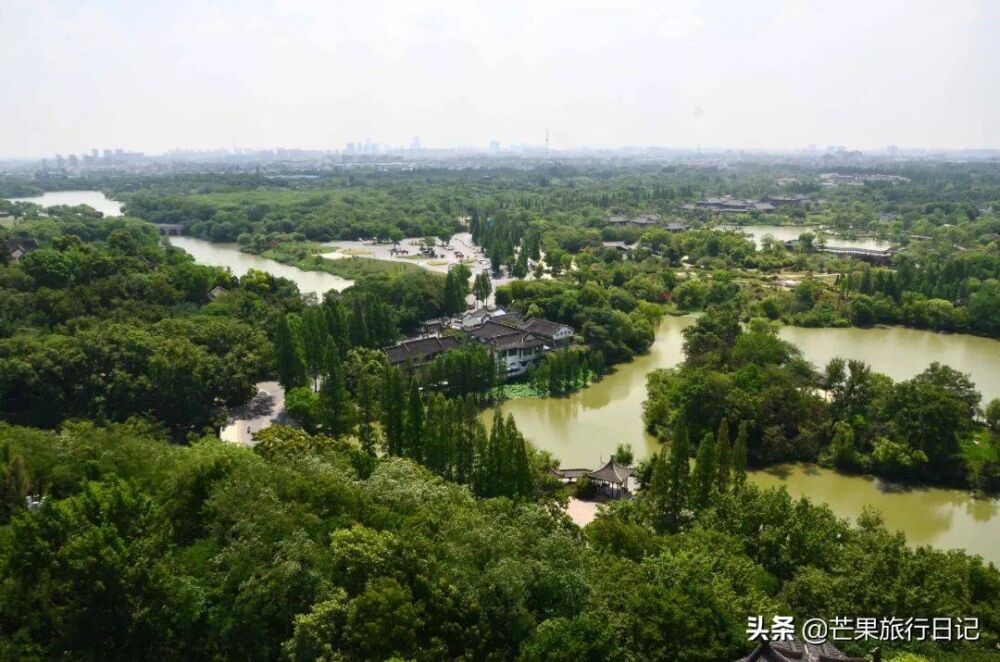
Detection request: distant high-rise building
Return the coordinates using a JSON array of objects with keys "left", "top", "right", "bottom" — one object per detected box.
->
[
  {"left": 346, "top": 142, "right": 356, "bottom": 155},
  {"left": 91, "top": 148, "right": 99, "bottom": 158},
  {"left": 489, "top": 140, "right": 500, "bottom": 153},
  {"left": 410, "top": 137, "right": 421, "bottom": 151}
]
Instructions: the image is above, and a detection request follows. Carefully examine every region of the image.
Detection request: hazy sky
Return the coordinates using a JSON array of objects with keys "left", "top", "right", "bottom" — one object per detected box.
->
[{"left": 2, "top": 0, "right": 997, "bottom": 157}]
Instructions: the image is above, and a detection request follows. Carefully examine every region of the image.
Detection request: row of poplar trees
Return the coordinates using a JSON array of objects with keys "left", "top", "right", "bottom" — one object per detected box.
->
[
  {"left": 372, "top": 371, "right": 535, "bottom": 500},
  {"left": 273, "top": 300, "right": 534, "bottom": 500},
  {"left": 274, "top": 297, "right": 398, "bottom": 393},
  {"left": 646, "top": 418, "right": 749, "bottom": 533},
  {"left": 383, "top": 380, "right": 533, "bottom": 500},
  {"left": 529, "top": 347, "right": 603, "bottom": 396}
]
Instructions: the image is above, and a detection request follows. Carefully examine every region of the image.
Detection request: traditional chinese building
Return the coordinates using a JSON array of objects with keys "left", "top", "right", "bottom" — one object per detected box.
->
[
  {"left": 384, "top": 336, "right": 461, "bottom": 366},
  {"left": 519, "top": 317, "right": 574, "bottom": 347},
  {"left": 386, "top": 310, "right": 574, "bottom": 378},
  {"left": 586, "top": 458, "right": 634, "bottom": 496},
  {"left": 737, "top": 639, "right": 873, "bottom": 662},
  {"left": 468, "top": 320, "right": 546, "bottom": 377},
  {"left": 549, "top": 458, "right": 635, "bottom": 498},
  {"left": 605, "top": 213, "right": 664, "bottom": 227},
  {"left": 5, "top": 238, "right": 38, "bottom": 263}
]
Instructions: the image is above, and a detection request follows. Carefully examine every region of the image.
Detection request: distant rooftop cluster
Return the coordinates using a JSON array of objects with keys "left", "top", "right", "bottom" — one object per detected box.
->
[
  {"left": 820, "top": 172, "right": 911, "bottom": 186},
  {"left": 685, "top": 194, "right": 810, "bottom": 214},
  {"left": 606, "top": 214, "right": 689, "bottom": 231}
]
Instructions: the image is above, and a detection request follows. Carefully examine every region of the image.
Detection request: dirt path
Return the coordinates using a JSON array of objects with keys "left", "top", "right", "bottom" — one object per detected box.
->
[{"left": 565, "top": 498, "right": 602, "bottom": 527}]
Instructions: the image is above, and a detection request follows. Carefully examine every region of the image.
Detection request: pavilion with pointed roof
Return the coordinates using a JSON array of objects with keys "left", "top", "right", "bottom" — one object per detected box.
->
[
  {"left": 737, "top": 638, "right": 873, "bottom": 662},
  {"left": 586, "top": 458, "right": 634, "bottom": 496}
]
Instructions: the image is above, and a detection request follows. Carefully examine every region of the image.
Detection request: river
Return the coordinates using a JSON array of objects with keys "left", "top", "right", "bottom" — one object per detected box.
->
[
  {"left": 166, "top": 236, "right": 353, "bottom": 298},
  {"left": 6, "top": 190, "right": 124, "bottom": 216},
  {"left": 4, "top": 190, "right": 354, "bottom": 297},
  {"left": 486, "top": 315, "right": 1000, "bottom": 563},
  {"left": 2, "top": 191, "right": 353, "bottom": 297},
  {"left": 15, "top": 191, "right": 997, "bottom": 560},
  {"left": 721, "top": 224, "right": 891, "bottom": 250}
]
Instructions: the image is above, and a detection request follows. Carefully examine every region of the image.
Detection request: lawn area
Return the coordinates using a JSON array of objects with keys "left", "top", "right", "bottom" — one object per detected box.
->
[
  {"left": 963, "top": 431, "right": 1000, "bottom": 467},
  {"left": 260, "top": 241, "right": 427, "bottom": 279}
]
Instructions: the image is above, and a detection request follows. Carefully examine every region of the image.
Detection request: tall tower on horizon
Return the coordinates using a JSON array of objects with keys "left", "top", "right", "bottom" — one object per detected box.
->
[{"left": 545, "top": 127, "right": 549, "bottom": 155}]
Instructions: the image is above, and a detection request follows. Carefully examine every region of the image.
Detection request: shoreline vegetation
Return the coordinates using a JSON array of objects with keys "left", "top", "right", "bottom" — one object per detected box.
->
[
  {"left": 0, "top": 420, "right": 995, "bottom": 660},
  {"left": 642, "top": 307, "right": 1000, "bottom": 496},
  {"left": 252, "top": 241, "right": 429, "bottom": 280},
  {"left": 2, "top": 164, "right": 1000, "bottom": 659},
  {"left": 234, "top": 228, "right": 999, "bottom": 340}
]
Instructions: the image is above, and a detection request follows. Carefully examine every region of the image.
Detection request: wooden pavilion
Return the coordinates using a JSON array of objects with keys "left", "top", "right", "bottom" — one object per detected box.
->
[
  {"left": 737, "top": 639, "right": 873, "bottom": 662},
  {"left": 586, "top": 458, "right": 634, "bottom": 497}
]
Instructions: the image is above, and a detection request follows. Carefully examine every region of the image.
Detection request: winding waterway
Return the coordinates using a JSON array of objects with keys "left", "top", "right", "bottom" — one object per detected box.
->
[
  {"left": 15, "top": 191, "right": 996, "bottom": 561},
  {"left": 486, "top": 315, "right": 1000, "bottom": 563},
  {"left": 6, "top": 191, "right": 355, "bottom": 298},
  {"left": 6, "top": 190, "right": 124, "bottom": 216},
  {"left": 166, "top": 236, "right": 353, "bottom": 298}
]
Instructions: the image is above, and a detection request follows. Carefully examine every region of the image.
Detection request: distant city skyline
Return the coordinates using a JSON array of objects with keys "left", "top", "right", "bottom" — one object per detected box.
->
[
  {"left": 2, "top": 0, "right": 997, "bottom": 159},
  {"left": 22, "top": 140, "right": 1000, "bottom": 164},
  {"left": 23, "top": 141, "right": 999, "bottom": 164}
]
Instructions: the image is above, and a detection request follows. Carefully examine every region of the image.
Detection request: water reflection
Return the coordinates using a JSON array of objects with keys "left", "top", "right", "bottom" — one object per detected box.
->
[
  {"left": 750, "top": 463, "right": 1000, "bottom": 563},
  {"left": 778, "top": 325, "right": 1000, "bottom": 401},
  {"left": 167, "top": 236, "right": 353, "bottom": 298},
  {"left": 721, "top": 224, "right": 891, "bottom": 250},
  {"left": 489, "top": 315, "right": 1000, "bottom": 563},
  {"left": 6, "top": 190, "right": 124, "bottom": 216}
]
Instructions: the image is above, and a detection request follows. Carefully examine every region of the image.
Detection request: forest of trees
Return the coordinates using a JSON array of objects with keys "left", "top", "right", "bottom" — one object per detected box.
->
[
  {"left": 1, "top": 162, "right": 999, "bottom": 659},
  {"left": 13, "top": 160, "right": 997, "bottom": 338},
  {"left": 268, "top": 295, "right": 544, "bottom": 501},
  {"left": 643, "top": 307, "right": 1000, "bottom": 491},
  {"left": 0, "top": 420, "right": 996, "bottom": 660},
  {"left": 0, "top": 212, "right": 302, "bottom": 439}
]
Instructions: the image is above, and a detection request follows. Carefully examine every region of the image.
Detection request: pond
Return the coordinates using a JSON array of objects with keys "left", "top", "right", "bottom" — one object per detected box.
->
[
  {"left": 721, "top": 224, "right": 891, "bottom": 250},
  {"left": 486, "top": 315, "right": 1000, "bottom": 563},
  {"left": 6, "top": 190, "right": 124, "bottom": 216}
]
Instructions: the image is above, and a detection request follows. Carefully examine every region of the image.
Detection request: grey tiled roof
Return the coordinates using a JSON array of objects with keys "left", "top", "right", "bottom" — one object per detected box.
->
[
  {"left": 468, "top": 320, "right": 524, "bottom": 341},
  {"left": 738, "top": 639, "right": 868, "bottom": 662},
  {"left": 521, "top": 318, "right": 571, "bottom": 339},
  {"left": 384, "top": 336, "right": 460, "bottom": 365},
  {"left": 587, "top": 459, "right": 633, "bottom": 484},
  {"left": 490, "top": 332, "right": 544, "bottom": 352}
]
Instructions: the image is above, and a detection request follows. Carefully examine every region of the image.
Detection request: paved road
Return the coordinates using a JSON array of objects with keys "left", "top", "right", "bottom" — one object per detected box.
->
[
  {"left": 220, "top": 381, "right": 287, "bottom": 445},
  {"left": 323, "top": 232, "right": 511, "bottom": 305}
]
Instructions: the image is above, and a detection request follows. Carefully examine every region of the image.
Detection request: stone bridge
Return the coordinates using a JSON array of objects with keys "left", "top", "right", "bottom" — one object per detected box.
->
[{"left": 155, "top": 223, "right": 185, "bottom": 236}]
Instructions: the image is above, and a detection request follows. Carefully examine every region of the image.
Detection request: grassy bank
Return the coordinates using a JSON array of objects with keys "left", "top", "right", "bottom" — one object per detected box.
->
[{"left": 258, "top": 241, "right": 427, "bottom": 279}]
